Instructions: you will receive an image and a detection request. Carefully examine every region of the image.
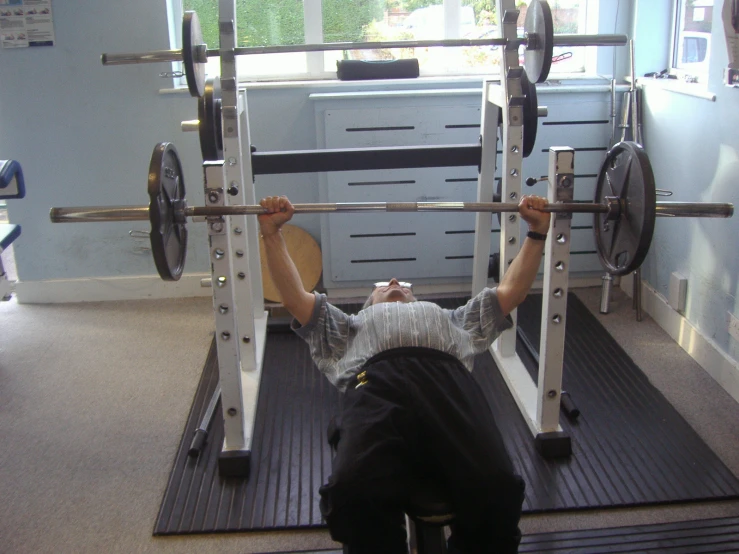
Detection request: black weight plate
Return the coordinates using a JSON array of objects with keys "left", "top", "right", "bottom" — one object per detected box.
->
[
  {"left": 524, "top": 0, "right": 554, "bottom": 83},
  {"left": 593, "top": 141, "right": 656, "bottom": 276},
  {"left": 522, "top": 71, "right": 538, "bottom": 158},
  {"left": 183, "top": 11, "right": 206, "bottom": 97},
  {"left": 198, "top": 77, "right": 223, "bottom": 161},
  {"left": 148, "top": 142, "right": 188, "bottom": 281},
  {"left": 496, "top": 74, "right": 537, "bottom": 157}
]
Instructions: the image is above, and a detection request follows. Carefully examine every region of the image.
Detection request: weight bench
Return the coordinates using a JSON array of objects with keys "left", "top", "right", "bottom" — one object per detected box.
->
[
  {"left": 0, "top": 159, "right": 26, "bottom": 300},
  {"left": 327, "top": 416, "right": 456, "bottom": 554}
]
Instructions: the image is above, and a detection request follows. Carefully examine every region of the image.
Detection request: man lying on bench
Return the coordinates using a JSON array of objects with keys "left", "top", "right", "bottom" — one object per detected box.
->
[{"left": 258, "top": 194, "right": 550, "bottom": 554}]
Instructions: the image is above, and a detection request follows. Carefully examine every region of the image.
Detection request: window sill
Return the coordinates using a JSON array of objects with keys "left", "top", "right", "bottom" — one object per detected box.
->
[
  {"left": 634, "top": 77, "right": 716, "bottom": 102},
  {"left": 159, "top": 73, "right": 619, "bottom": 95}
]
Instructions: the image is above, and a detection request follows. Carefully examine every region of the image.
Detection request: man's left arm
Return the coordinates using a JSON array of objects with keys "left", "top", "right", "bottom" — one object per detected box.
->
[{"left": 496, "top": 195, "right": 551, "bottom": 316}]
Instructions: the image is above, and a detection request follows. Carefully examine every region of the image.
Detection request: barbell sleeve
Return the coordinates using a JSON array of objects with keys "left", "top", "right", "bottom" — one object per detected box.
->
[
  {"left": 655, "top": 202, "right": 734, "bottom": 218},
  {"left": 181, "top": 120, "right": 200, "bottom": 133},
  {"left": 49, "top": 207, "right": 151, "bottom": 223},
  {"left": 101, "top": 50, "right": 184, "bottom": 65},
  {"left": 551, "top": 34, "right": 628, "bottom": 47}
]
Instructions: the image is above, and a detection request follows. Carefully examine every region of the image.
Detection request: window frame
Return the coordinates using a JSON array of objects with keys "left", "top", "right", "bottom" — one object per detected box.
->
[
  {"left": 168, "top": 0, "right": 604, "bottom": 85},
  {"left": 670, "top": 0, "right": 713, "bottom": 84}
]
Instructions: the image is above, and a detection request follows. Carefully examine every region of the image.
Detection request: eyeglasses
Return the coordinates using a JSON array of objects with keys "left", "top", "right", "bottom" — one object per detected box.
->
[{"left": 373, "top": 281, "right": 413, "bottom": 290}]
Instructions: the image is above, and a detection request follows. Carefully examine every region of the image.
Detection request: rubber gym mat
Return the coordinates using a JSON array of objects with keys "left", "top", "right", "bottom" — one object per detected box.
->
[
  {"left": 154, "top": 293, "right": 739, "bottom": 534},
  {"left": 284, "top": 516, "right": 739, "bottom": 554}
]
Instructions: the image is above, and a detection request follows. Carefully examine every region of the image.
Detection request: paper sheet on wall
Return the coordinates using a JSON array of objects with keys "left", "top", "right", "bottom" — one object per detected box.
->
[
  {"left": 0, "top": 0, "right": 54, "bottom": 49},
  {"left": 723, "top": 0, "right": 739, "bottom": 86}
]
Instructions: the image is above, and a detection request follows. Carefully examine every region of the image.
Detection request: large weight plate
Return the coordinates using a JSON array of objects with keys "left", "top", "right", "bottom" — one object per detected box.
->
[
  {"left": 148, "top": 142, "right": 188, "bottom": 281},
  {"left": 524, "top": 0, "right": 554, "bottom": 83},
  {"left": 183, "top": 11, "right": 206, "bottom": 97},
  {"left": 593, "top": 141, "right": 656, "bottom": 276},
  {"left": 199, "top": 77, "right": 223, "bottom": 161}
]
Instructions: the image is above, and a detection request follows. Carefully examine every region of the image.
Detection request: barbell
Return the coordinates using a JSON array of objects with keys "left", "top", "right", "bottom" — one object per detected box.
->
[
  {"left": 49, "top": 142, "right": 733, "bottom": 281},
  {"left": 101, "top": 0, "right": 628, "bottom": 97}
]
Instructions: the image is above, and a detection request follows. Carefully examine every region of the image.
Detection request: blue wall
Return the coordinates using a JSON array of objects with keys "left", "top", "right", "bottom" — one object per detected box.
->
[{"left": 635, "top": 0, "right": 739, "bottom": 360}]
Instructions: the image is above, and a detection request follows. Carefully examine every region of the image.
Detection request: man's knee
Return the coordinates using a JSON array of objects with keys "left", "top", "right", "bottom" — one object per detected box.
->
[
  {"left": 319, "top": 480, "right": 407, "bottom": 552},
  {"left": 454, "top": 470, "right": 525, "bottom": 526}
]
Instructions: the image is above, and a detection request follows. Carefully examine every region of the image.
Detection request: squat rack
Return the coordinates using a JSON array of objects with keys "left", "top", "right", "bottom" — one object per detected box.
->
[{"left": 50, "top": 1, "right": 734, "bottom": 474}]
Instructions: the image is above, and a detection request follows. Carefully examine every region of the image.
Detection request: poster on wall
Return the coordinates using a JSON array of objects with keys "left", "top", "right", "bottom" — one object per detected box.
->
[{"left": 0, "top": 0, "right": 54, "bottom": 49}]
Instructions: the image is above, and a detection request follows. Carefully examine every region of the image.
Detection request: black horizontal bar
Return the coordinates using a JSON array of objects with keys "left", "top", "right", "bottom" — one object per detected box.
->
[
  {"left": 351, "top": 258, "right": 416, "bottom": 263},
  {"left": 347, "top": 126, "right": 415, "bottom": 132},
  {"left": 350, "top": 232, "right": 416, "bottom": 238},
  {"left": 446, "top": 229, "right": 500, "bottom": 235},
  {"left": 251, "top": 144, "right": 482, "bottom": 175},
  {"left": 348, "top": 180, "right": 416, "bottom": 186},
  {"left": 542, "top": 120, "right": 610, "bottom": 126}
]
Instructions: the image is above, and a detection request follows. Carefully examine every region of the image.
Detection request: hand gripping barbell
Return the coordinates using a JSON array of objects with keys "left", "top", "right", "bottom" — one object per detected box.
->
[
  {"left": 101, "top": 0, "right": 627, "bottom": 97},
  {"left": 49, "top": 142, "right": 733, "bottom": 281}
]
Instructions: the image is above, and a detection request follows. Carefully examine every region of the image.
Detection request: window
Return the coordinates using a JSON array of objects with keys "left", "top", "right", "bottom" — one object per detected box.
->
[
  {"left": 672, "top": 0, "right": 713, "bottom": 82},
  {"left": 175, "top": 0, "right": 599, "bottom": 82}
]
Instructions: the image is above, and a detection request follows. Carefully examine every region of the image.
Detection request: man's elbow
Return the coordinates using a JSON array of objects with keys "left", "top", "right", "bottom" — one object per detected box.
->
[
  {"left": 497, "top": 285, "right": 526, "bottom": 316},
  {"left": 284, "top": 291, "right": 317, "bottom": 327}
]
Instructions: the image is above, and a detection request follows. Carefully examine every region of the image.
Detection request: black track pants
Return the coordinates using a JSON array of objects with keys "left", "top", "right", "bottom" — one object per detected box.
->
[{"left": 319, "top": 347, "right": 525, "bottom": 554}]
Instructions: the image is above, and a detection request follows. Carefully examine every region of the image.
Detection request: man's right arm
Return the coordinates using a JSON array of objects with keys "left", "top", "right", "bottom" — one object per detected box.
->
[{"left": 259, "top": 196, "right": 316, "bottom": 326}]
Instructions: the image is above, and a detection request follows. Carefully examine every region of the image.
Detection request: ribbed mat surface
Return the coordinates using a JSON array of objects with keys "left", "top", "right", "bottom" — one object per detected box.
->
[
  {"left": 154, "top": 294, "right": 739, "bottom": 534},
  {"left": 301, "top": 516, "right": 739, "bottom": 554}
]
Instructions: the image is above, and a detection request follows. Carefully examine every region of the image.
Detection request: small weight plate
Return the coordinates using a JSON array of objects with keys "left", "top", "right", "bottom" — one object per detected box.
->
[
  {"left": 593, "top": 141, "right": 656, "bottom": 276},
  {"left": 496, "top": 73, "right": 538, "bottom": 157},
  {"left": 183, "top": 11, "right": 206, "bottom": 98},
  {"left": 198, "top": 76, "right": 223, "bottom": 161},
  {"left": 148, "top": 142, "right": 188, "bottom": 281},
  {"left": 524, "top": 0, "right": 554, "bottom": 84},
  {"left": 522, "top": 71, "right": 538, "bottom": 158}
]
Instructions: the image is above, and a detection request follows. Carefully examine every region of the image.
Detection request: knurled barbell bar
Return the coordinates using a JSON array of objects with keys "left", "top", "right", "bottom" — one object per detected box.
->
[
  {"left": 101, "top": 0, "right": 627, "bottom": 97},
  {"left": 49, "top": 142, "right": 733, "bottom": 282}
]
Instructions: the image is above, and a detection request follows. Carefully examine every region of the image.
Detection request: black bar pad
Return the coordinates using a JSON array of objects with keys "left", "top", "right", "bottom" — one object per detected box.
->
[
  {"left": 251, "top": 144, "right": 482, "bottom": 175},
  {"left": 337, "top": 59, "right": 420, "bottom": 81}
]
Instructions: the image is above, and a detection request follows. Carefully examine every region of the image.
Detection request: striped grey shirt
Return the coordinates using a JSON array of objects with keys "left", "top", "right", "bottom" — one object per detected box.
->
[{"left": 291, "top": 288, "right": 512, "bottom": 392}]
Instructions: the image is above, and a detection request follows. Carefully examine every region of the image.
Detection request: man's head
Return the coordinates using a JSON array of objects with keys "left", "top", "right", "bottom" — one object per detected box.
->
[{"left": 362, "top": 278, "right": 416, "bottom": 310}]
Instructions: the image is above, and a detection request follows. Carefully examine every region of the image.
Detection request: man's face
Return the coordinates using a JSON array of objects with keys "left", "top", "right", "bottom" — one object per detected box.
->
[{"left": 370, "top": 278, "right": 415, "bottom": 306}]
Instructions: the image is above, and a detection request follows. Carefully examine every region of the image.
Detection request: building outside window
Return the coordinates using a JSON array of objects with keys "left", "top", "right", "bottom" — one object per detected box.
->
[{"left": 673, "top": 0, "right": 713, "bottom": 82}]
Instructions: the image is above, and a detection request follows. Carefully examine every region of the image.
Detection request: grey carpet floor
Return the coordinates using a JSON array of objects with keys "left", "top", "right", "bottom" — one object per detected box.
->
[{"left": 0, "top": 287, "right": 737, "bottom": 553}]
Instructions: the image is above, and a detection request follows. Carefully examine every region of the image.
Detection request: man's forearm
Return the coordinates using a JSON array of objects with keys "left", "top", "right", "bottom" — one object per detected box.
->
[
  {"left": 497, "top": 236, "right": 546, "bottom": 314},
  {"left": 261, "top": 231, "right": 314, "bottom": 322}
]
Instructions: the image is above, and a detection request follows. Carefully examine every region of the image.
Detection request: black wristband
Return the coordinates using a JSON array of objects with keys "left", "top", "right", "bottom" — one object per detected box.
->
[{"left": 527, "top": 230, "right": 548, "bottom": 241}]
